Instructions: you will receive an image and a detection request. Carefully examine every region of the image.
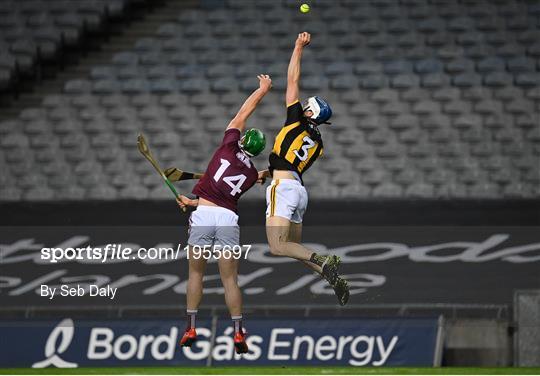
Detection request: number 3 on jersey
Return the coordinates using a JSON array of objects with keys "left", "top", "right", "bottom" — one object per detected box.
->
[
  {"left": 293, "top": 136, "right": 316, "bottom": 161},
  {"left": 213, "top": 158, "right": 246, "bottom": 196}
]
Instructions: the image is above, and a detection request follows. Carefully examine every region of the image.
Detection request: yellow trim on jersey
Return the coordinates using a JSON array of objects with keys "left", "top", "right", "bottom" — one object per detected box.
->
[
  {"left": 270, "top": 179, "right": 280, "bottom": 216},
  {"left": 286, "top": 99, "right": 300, "bottom": 107},
  {"left": 285, "top": 131, "right": 308, "bottom": 165},
  {"left": 271, "top": 122, "right": 300, "bottom": 155}
]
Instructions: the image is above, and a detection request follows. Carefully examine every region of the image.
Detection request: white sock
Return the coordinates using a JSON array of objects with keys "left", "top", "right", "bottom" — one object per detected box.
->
[
  {"left": 187, "top": 309, "right": 198, "bottom": 329},
  {"left": 232, "top": 315, "right": 243, "bottom": 333}
]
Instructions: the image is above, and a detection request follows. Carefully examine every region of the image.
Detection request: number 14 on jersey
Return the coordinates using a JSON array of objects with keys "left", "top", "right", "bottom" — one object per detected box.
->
[{"left": 213, "top": 158, "right": 247, "bottom": 196}]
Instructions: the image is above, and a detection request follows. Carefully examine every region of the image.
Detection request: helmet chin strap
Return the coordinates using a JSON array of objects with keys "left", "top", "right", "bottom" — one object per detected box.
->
[
  {"left": 238, "top": 140, "right": 253, "bottom": 157},
  {"left": 307, "top": 118, "right": 319, "bottom": 127}
]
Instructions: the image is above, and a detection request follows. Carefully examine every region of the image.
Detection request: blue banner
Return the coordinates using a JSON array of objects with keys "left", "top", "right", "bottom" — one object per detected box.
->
[{"left": 0, "top": 317, "right": 441, "bottom": 367}]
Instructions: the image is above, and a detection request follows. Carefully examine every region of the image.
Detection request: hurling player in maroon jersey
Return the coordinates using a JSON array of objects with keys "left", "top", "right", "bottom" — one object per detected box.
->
[{"left": 175, "top": 75, "right": 272, "bottom": 354}]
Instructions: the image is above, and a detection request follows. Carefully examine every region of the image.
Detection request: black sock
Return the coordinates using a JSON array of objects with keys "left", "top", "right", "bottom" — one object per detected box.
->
[
  {"left": 186, "top": 309, "right": 197, "bottom": 329},
  {"left": 232, "top": 315, "right": 243, "bottom": 334},
  {"left": 310, "top": 252, "right": 326, "bottom": 267}
]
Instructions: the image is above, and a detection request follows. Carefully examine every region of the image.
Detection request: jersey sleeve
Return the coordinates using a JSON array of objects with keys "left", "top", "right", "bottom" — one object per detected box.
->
[
  {"left": 284, "top": 100, "right": 303, "bottom": 126},
  {"left": 222, "top": 128, "right": 241, "bottom": 145}
]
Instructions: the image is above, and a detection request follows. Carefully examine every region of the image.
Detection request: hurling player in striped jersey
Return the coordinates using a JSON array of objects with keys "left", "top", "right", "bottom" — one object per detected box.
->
[{"left": 263, "top": 32, "right": 349, "bottom": 306}]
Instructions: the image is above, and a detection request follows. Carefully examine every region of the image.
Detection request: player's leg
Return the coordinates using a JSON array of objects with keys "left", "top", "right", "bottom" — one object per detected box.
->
[
  {"left": 181, "top": 208, "right": 214, "bottom": 347},
  {"left": 266, "top": 214, "right": 345, "bottom": 302},
  {"left": 266, "top": 180, "right": 348, "bottom": 305},
  {"left": 289, "top": 212, "right": 349, "bottom": 306},
  {"left": 180, "top": 247, "right": 207, "bottom": 347},
  {"left": 186, "top": 249, "right": 207, "bottom": 315},
  {"left": 218, "top": 256, "right": 242, "bottom": 317},
  {"left": 266, "top": 215, "right": 314, "bottom": 261},
  {"left": 217, "top": 256, "right": 247, "bottom": 354},
  {"left": 288, "top": 186, "right": 350, "bottom": 306},
  {"left": 266, "top": 180, "right": 340, "bottom": 271},
  {"left": 215, "top": 210, "right": 248, "bottom": 354},
  {"left": 288, "top": 221, "right": 323, "bottom": 274}
]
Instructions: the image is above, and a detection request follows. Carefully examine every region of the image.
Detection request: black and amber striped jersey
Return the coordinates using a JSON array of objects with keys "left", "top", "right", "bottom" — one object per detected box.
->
[{"left": 268, "top": 100, "right": 324, "bottom": 179}]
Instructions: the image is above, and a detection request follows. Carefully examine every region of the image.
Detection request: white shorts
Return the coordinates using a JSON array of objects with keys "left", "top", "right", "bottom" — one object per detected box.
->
[
  {"left": 265, "top": 179, "right": 308, "bottom": 224},
  {"left": 188, "top": 205, "right": 239, "bottom": 247}
]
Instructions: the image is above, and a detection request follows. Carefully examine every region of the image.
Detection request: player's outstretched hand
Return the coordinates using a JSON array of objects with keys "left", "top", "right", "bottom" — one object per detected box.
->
[
  {"left": 295, "top": 32, "right": 311, "bottom": 48},
  {"left": 257, "top": 74, "right": 272, "bottom": 93}
]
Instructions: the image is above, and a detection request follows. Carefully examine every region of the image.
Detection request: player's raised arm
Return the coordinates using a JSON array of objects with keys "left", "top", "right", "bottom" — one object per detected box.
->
[
  {"left": 286, "top": 32, "right": 310, "bottom": 106},
  {"left": 227, "top": 75, "right": 272, "bottom": 131}
]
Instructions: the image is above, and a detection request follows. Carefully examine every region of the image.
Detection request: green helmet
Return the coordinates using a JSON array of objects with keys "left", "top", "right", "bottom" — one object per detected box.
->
[{"left": 240, "top": 128, "right": 266, "bottom": 157}]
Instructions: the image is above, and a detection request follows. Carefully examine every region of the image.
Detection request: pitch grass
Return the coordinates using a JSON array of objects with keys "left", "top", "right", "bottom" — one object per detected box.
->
[{"left": 1, "top": 368, "right": 540, "bottom": 375}]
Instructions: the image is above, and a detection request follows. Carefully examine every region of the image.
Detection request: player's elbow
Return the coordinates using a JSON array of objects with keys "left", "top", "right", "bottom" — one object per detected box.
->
[
  {"left": 286, "top": 81, "right": 299, "bottom": 93},
  {"left": 227, "top": 118, "right": 245, "bottom": 130}
]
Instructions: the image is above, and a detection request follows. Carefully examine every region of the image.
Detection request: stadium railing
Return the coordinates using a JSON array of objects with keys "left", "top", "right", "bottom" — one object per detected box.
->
[{"left": 0, "top": 303, "right": 510, "bottom": 320}]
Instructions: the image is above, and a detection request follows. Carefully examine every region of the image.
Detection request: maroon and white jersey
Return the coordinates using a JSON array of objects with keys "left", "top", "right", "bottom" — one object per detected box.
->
[{"left": 192, "top": 128, "right": 258, "bottom": 213}]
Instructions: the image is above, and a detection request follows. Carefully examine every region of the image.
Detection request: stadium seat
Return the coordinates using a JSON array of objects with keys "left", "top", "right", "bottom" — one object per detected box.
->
[
  {"left": 412, "top": 100, "right": 440, "bottom": 115},
  {"left": 431, "top": 87, "right": 460, "bottom": 102},
  {"left": 515, "top": 73, "right": 540, "bottom": 87},
  {"left": 484, "top": 72, "right": 513, "bottom": 87},
  {"left": 406, "top": 182, "right": 435, "bottom": 198},
  {"left": 401, "top": 87, "right": 430, "bottom": 102},
  {"left": 445, "top": 58, "right": 475, "bottom": 74},
  {"left": 0, "top": 187, "right": 23, "bottom": 201},
  {"left": 469, "top": 183, "right": 500, "bottom": 198},
  {"left": 452, "top": 73, "right": 483, "bottom": 87},
  {"left": 373, "top": 182, "right": 404, "bottom": 198},
  {"left": 64, "top": 79, "right": 92, "bottom": 94},
  {"left": 474, "top": 100, "right": 503, "bottom": 115},
  {"left": 444, "top": 100, "right": 472, "bottom": 116}
]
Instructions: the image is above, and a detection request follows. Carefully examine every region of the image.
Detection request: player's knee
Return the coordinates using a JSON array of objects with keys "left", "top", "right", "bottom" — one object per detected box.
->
[
  {"left": 188, "top": 271, "right": 205, "bottom": 282},
  {"left": 220, "top": 276, "right": 239, "bottom": 290},
  {"left": 269, "top": 241, "right": 285, "bottom": 256}
]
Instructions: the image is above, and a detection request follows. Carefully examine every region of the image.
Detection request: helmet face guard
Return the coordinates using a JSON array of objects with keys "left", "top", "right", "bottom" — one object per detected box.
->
[
  {"left": 240, "top": 128, "right": 266, "bottom": 157},
  {"left": 303, "top": 96, "right": 332, "bottom": 125}
]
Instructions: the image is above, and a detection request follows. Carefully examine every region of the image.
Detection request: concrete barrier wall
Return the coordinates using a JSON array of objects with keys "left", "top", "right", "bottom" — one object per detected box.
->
[
  {"left": 515, "top": 290, "right": 540, "bottom": 366},
  {"left": 444, "top": 319, "right": 511, "bottom": 366}
]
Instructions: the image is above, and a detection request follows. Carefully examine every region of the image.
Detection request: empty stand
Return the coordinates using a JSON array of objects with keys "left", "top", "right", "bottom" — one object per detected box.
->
[
  {"left": 0, "top": 0, "right": 134, "bottom": 93},
  {"left": 0, "top": 0, "right": 539, "bottom": 201}
]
